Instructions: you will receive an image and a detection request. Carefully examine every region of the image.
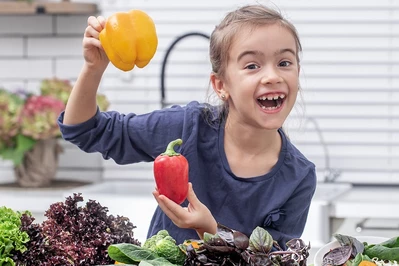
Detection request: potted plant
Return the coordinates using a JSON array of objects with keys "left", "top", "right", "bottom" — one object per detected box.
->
[{"left": 0, "top": 78, "right": 109, "bottom": 188}]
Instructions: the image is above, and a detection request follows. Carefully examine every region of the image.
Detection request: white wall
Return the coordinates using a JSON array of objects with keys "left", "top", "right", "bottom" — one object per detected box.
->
[
  {"left": 0, "top": 0, "right": 398, "bottom": 184},
  {"left": 0, "top": 8, "right": 105, "bottom": 183}
]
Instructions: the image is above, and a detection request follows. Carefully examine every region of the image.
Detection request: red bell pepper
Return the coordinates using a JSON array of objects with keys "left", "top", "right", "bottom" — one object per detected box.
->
[{"left": 153, "top": 138, "right": 189, "bottom": 204}]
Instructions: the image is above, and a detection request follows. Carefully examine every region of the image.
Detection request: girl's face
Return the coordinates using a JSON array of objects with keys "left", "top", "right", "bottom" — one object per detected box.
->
[{"left": 213, "top": 23, "right": 300, "bottom": 130}]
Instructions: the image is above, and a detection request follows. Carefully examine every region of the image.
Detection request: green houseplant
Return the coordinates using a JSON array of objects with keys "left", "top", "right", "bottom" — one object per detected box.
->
[{"left": 0, "top": 78, "right": 109, "bottom": 187}]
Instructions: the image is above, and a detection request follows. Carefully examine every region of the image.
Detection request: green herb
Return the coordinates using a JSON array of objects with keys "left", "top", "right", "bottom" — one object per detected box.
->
[
  {"left": 107, "top": 243, "right": 179, "bottom": 266},
  {"left": 364, "top": 236, "right": 399, "bottom": 261},
  {"left": 351, "top": 253, "right": 372, "bottom": 266},
  {"left": 108, "top": 243, "right": 157, "bottom": 263}
]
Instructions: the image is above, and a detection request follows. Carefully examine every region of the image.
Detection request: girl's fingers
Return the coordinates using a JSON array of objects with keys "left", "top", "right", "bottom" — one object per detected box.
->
[
  {"left": 160, "top": 195, "right": 184, "bottom": 216},
  {"left": 97, "top": 16, "right": 107, "bottom": 28},
  {"left": 87, "top": 16, "right": 103, "bottom": 32},
  {"left": 84, "top": 26, "right": 100, "bottom": 39},
  {"left": 152, "top": 190, "right": 160, "bottom": 199},
  {"left": 83, "top": 38, "right": 103, "bottom": 50},
  {"left": 186, "top": 182, "right": 200, "bottom": 207},
  {"left": 152, "top": 191, "right": 180, "bottom": 222}
]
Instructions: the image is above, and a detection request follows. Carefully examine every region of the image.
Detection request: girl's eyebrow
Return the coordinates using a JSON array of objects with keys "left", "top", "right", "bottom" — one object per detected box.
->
[
  {"left": 237, "top": 48, "right": 296, "bottom": 62},
  {"left": 236, "top": 50, "right": 264, "bottom": 62},
  {"left": 275, "top": 48, "right": 296, "bottom": 56}
]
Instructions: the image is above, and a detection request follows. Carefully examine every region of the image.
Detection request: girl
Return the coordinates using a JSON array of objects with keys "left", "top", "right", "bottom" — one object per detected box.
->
[{"left": 58, "top": 4, "right": 316, "bottom": 249}]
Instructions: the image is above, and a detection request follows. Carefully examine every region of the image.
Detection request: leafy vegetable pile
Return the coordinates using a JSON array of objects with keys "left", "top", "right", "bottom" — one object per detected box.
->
[
  {"left": 2, "top": 194, "right": 311, "bottom": 266},
  {"left": 0, "top": 206, "right": 30, "bottom": 265},
  {"left": 7, "top": 193, "right": 140, "bottom": 265},
  {"left": 322, "top": 234, "right": 399, "bottom": 266},
  {"left": 107, "top": 224, "right": 310, "bottom": 266},
  {"left": 183, "top": 224, "right": 309, "bottom": 266}
]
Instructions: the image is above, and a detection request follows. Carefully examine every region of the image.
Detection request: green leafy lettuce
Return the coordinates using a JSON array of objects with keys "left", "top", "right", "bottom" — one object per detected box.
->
[{"left": 0, "top": 207, "right": 30, "bottom": 266}]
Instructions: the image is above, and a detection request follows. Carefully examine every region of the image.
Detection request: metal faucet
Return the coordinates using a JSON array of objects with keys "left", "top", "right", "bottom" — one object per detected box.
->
[{"left": 304, "top": 117, "right": 341, "bottom": 183}]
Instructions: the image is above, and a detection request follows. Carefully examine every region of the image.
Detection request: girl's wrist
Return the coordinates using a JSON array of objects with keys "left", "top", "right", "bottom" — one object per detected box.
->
[
  {"left": 82, "top": 62, "right": 106, "bottom": 78},
  {"left": 196, "top": 219, "right": 217, "bottom": 239}
]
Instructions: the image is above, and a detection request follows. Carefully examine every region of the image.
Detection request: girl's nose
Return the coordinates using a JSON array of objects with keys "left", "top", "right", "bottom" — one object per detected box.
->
[{"left": 260, "top": 67, "right": 283, "bottom": 84}]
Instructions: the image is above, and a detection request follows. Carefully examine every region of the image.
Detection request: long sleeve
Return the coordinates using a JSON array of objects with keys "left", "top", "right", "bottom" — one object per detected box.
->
[{"left": 57, "top": 107, "right": 187, "bottom": 164}]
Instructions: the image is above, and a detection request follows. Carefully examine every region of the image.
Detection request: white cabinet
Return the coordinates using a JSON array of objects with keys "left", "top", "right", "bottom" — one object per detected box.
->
[{"left": 330, "top": 186, "right": 399, "bottom": 241}]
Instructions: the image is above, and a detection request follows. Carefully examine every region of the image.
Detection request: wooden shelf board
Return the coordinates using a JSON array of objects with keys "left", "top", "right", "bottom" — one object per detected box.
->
[{"left": 0, "top": 2, "right": 98, "bottom": 15}]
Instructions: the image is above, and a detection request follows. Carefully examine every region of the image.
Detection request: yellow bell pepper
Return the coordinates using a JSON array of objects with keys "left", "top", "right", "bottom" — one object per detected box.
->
[{"left": 99, "top": 9, "right": 158, "bottom": 71}]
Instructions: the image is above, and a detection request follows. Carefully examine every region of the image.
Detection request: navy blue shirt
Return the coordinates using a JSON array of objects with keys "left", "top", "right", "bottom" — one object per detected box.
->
[{"left": 58, "top": 101, "right": 316, "bottom": 248}]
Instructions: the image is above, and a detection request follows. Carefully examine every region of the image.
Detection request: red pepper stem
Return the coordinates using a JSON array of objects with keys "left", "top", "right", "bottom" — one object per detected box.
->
[{"left": 161, "top": 138, "right": 183, "bottom": 157}]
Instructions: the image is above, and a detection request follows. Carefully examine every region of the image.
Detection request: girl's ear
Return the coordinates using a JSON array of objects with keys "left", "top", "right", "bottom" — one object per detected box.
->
[{"left": 210, "top": 72, "right": 228, "bottom": 100}]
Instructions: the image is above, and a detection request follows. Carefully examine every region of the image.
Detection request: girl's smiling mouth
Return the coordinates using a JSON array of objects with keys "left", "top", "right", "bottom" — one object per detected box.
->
[{"left": 257, "top": 93, "right": 286, "bottom": 111}]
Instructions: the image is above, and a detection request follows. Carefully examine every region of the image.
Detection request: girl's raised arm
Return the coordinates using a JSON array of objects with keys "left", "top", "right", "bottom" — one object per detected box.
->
[{"left": 63, "top": 16, "right": 109, "bottom": 125}]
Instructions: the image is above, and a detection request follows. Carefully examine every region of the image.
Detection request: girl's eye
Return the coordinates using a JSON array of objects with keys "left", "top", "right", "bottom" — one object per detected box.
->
[
  {"left": 279, "top": 61, "right": 291, "bottom": 67},
  {"left": 245, "top": 64, "right": 259, "bottom": 70}
]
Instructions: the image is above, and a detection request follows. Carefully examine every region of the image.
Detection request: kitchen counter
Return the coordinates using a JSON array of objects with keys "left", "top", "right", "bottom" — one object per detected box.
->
[
  {"left": 0, "top": 180, "right": 89, "bottom": 213},
  {"left": 331, "top": 185, "right": 399, "bottom": 218}
]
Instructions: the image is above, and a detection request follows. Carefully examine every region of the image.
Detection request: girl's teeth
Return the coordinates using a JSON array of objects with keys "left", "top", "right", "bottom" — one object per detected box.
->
[
  {"left": 257, "top": 94, "right": 286, "bottom": 100},
  {"left": 261, "top": 101, "right": 282, "bottom": 110}
]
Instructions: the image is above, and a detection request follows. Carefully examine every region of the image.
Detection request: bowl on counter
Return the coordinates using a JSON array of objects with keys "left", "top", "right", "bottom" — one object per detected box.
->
[{"left": 314, "top": 236, "right": 389, "bottom": 266}]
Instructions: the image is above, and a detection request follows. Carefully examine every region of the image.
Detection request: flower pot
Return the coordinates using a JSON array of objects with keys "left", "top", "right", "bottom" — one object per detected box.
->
[{"left": 14, "top": 138, "right": 62, "bottom": 188}]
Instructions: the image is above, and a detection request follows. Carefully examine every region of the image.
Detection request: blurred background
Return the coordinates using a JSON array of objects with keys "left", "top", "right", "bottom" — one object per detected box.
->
[{"left": 0, "top": 0, "right": 398, "bottom": 262}]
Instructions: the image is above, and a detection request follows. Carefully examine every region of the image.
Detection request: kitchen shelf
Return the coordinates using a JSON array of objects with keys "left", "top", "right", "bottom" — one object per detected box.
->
[{"left": 0, "top": 1, "right": 98, "bottom": 15}]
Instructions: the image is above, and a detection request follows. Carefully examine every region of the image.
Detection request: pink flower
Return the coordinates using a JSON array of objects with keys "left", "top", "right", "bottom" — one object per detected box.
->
[{"left": 19, "top": 95, "right": 66, "bottom": 140}]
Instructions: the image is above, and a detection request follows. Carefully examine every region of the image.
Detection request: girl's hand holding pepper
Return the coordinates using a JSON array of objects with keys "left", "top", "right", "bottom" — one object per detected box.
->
[
  {"left": 153, "top": 182, "right": 217, "bottom": 239},
  {"left": 83, "top": 16, "right": 109, "bottom": 73}
]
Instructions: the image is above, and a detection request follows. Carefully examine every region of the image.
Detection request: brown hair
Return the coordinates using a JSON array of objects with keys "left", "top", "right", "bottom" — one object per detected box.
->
[{"left": 210, "top": 4, "right": 302, "bottom": 78}]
